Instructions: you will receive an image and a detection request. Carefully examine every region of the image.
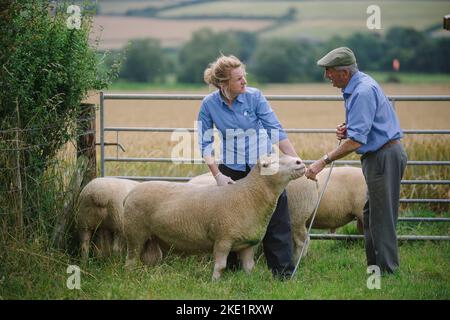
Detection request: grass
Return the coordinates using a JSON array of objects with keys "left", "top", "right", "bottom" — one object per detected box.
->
[
  {"left": 108, "top": 72, "right": 450, "bottom": 92},
  {"left": 109, "top": 80, "right": 205, "bottom": 91},
  {"left": 368, "top": 72, "right": 450, "bottom": 85},
  {"left": 1, "top": 218, "right": 449, "bottom": 299}
]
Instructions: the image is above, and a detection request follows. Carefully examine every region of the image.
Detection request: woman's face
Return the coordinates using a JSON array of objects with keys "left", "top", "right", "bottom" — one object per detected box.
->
[{"left": 226, "top": 67, "right": 247, "bottom": 97}]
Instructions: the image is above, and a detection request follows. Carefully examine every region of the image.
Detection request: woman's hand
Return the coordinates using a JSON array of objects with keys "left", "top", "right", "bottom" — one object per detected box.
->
[{"left": 214, "top": 173, "right": 235, "bottom": 186}]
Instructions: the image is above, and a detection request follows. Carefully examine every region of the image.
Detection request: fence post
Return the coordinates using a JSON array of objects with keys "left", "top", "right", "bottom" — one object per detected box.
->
[
  {"left": 51, "top": 103, "right": 96, "bottom": 249},
  {"left": 78, "top": 103, "right": 97, "bottom": 187}
]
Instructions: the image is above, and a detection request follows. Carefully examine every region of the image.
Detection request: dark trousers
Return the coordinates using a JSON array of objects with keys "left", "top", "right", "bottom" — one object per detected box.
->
[
  {"left": 218, "top": 164, "right": 295, "bottom": 276},
  {"left": 361, "top": 143, "right": 407, "bottom": 274}
]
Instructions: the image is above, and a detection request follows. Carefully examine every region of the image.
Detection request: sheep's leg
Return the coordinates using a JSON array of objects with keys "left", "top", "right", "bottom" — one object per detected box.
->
[
  {"left": 212, "top": 240, "right": 232, "bottom": 281},
  {"left": 95, "top": 229, "right": 112, "bottom": 258},
  {"left": 292, "top": 225, "right": 309, "bottom": 263},
  {"left": 238, "top": 246, "right": 256, "bottom": 273},
  {"left": 356, "top": 218, "right": 364, "bottom": 234},
  {"left": 112, "top": 231, "right": 122, "bottom": 255},
  {"left": 141, "top": 237, "right": 162, "bottom": 266},
  {"left": 79, "top": 229, "right": 92, "bottom": 262},
  {"left": 125, "top": 234, "right": 147, "bottom": 269}
]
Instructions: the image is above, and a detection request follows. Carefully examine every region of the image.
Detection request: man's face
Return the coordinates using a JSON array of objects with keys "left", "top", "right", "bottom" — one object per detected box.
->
[{"left": 325, "top": 67, "right": 350, "bottom": 89}]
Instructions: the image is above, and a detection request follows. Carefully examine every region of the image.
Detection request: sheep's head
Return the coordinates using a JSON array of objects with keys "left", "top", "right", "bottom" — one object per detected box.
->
[{"left": 258, "top": 153, "right": 305, "bottom": 182}]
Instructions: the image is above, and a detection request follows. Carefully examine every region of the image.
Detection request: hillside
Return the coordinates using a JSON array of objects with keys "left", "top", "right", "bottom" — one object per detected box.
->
[{"left": 92, "top": 0, "right": 450, "bottom": 49}]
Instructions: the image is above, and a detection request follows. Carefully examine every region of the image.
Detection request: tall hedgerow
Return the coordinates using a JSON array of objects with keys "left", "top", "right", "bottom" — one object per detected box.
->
[{"left": 0, "top": 0, "right": 118, "bottom": 242}]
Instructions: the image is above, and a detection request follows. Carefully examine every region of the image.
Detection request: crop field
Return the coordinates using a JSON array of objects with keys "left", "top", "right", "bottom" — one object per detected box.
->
[
  {"left": 91, "top": 16, "right": 272, "bottom": 49},
  {"left": 93, "top": 1, "right": 450, "bottom": 49}
]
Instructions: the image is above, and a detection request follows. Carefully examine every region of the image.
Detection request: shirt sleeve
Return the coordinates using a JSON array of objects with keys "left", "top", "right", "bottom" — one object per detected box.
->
[
  {"left": 346, "top": 89, "right": 377, "bottom": 145},
  {"left": 254, "top": 90, "right": 287, "bottom": 143},
  {"left": 197, "top": 100, "right": 215, "bottom": 158}
]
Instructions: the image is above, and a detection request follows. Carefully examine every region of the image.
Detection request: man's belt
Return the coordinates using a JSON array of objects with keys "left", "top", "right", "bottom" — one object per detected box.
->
[
  {"left": 380, "top": 139, "right": 400, "bottom": 150},
  {"left": 361, "top": 139, "right": 401, "bottom": 161}
]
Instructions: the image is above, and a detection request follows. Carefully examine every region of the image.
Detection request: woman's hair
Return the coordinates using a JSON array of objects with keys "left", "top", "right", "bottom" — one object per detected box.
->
[{"left": 203, "top": 55, "right": 245, "bottom": 95}]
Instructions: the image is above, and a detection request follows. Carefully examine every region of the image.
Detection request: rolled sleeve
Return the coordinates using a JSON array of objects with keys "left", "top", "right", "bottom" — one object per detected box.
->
[
  {"left": 346, "top": 91, "right": 376, "bottom": 146},
  {"left": 254, "top": 90, "right": 287, "bottom": 143}
]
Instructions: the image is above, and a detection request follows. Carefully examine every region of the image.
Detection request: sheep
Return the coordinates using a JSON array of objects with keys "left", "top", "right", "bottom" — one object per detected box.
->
[
  {"left": 122, "top": 154, "right": 305, "bottom": 280},
  {"left": 312, "top": 166, "right": 365, "bottom": 233},
  {"left": 189, "top": 166, "right": 366, "bottom": 263},
  {"left": 75, "top": 177, "right": 139, "bottom": 260}
]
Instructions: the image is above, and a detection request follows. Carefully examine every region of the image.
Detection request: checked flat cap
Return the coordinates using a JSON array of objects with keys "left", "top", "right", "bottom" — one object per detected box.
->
[{"left": 317, "top": 47, "right": 356, "bottom": 68}]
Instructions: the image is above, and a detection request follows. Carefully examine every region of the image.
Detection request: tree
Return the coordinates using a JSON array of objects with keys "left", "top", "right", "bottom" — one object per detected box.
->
[
  {"left": 250, "top": 38, "right": 322, "bottom": 83},
  {"left": 383, "top": 27, "right": 427, "bottom": 71},
  {"left": 176, "top": 28, "right": 241, "bottom": 83},
  {"left": 120, "top": 39, "right": 168, "bottom": 82},
  {"left": 346, "top": 33, "right": 384, "bottom": 71}
]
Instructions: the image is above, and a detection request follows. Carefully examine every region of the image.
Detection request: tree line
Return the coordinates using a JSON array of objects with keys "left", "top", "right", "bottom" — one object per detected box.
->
[{"left": 115, "top": 26, "right": 450, "bottom": 84}]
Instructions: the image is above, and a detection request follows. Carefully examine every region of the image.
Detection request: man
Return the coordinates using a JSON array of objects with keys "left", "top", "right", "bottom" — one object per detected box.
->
[{"left": 306, "top": 47, "right": 408, "bottom": 274}]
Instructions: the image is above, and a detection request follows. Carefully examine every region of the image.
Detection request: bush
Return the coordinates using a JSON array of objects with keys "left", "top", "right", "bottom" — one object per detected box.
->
[
  {"left": 119, "top": 39, "right": 168, "bottom": 82},
  {"left": 0, "top": 0, "right": 118, "bottom": 242}
]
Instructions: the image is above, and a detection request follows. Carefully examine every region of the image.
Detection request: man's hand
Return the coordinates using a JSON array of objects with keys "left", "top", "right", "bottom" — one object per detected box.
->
[
  {"left": 214, "top": 172, "right": 235, "bottom": 186},
  {"left": 336, "top": 123, "right": 347, "bottom": 140},
  {"left": 305, "top": 159, "right": 326, "bottom": 181}
]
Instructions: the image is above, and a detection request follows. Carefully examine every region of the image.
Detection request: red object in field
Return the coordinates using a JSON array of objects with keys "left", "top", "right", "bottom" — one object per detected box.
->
[{"left": 392, "top": 59, "right": 400, "bottom": 72}]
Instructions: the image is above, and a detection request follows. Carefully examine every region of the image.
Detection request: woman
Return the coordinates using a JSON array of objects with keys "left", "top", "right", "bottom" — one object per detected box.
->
[{"left": 197, "top": 54, "right": 301, "bottom": 280}]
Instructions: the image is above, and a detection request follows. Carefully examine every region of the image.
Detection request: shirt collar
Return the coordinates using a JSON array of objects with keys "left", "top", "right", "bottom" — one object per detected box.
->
[
  {"left": 342, "top": 71, "right": 363, "bottom": 95},
  {"left": 217, "top": 90, "right": 244, "bottom": 106}
]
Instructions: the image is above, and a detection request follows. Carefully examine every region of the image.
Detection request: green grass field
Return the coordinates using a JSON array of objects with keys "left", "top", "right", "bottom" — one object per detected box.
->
[
  {"left": 1, "top": 218, "right": 449, "bottom": 299},
  {"left": 109, "top": 73, "right": 450, "bottom": 92}
]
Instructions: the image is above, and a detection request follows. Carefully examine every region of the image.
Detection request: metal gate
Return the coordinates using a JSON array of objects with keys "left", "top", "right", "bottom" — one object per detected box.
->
[{"left": 99, "top": 93, "right": 450, "bottom": 241}]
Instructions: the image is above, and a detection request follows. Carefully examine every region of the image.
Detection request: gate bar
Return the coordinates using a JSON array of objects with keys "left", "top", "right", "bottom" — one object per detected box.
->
[{"left": 309, "top": 234, "right": 450, "bottom": 241}]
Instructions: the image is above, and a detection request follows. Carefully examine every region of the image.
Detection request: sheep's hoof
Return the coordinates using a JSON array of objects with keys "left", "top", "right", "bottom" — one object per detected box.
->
[
  {"left": 212, "top": 272, "right": 222, "bottom": 281},
  {"left": 125, "top": 258, "right": 137, "bottom": 271}
]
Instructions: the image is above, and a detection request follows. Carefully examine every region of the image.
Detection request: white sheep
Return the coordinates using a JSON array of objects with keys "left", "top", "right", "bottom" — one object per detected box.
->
[
  {"left": 312, "top": 166, "right": 365, "bottom": 233},
  {"left": 76, "top": 177, "right": 139, "bottom": 260},
  {"left": 123, "top": 154, "right": 305, "bottom": 280},
  {"left": 190, "top": 166, "right": 366, "bottom": 263}
]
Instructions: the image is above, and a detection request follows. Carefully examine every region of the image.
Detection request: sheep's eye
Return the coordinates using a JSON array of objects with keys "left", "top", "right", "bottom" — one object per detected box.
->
[{"left": 262, "top": 162, "right": 269, "bottom": 168}]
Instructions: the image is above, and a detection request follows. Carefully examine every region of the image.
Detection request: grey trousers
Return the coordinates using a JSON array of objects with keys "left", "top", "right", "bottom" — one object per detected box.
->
[{"left": 361, "top": 143, "right": 407, "bottom": 274}]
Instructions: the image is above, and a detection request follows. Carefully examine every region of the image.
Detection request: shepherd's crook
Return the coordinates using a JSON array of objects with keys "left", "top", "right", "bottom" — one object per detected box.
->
[{"left": 291, "top": 138, "right": 343, "bottom": 279}]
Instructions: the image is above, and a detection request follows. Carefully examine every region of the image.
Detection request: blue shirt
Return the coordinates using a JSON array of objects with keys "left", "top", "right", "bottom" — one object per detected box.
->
[
  {"left": 343, "top": 71, "right": 403, "bottom": 154},
  {"left": 198, "top": 87, "right": 287, "bottom": 171}
]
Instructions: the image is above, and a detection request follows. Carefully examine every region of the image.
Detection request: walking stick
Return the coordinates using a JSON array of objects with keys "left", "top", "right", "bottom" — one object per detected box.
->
[{"left": 291, "top": 137, "right": 343, "bottom": 279}]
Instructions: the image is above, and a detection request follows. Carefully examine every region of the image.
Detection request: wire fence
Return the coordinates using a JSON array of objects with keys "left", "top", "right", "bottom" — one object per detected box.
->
[{"left": 0, "top": 106, "right": 96, "bottom": 246}]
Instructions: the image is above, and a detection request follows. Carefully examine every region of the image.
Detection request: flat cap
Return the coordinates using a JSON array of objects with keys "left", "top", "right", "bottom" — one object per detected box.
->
[{"left": 317, "top": 47, "right": 356, "bottom": 68}]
